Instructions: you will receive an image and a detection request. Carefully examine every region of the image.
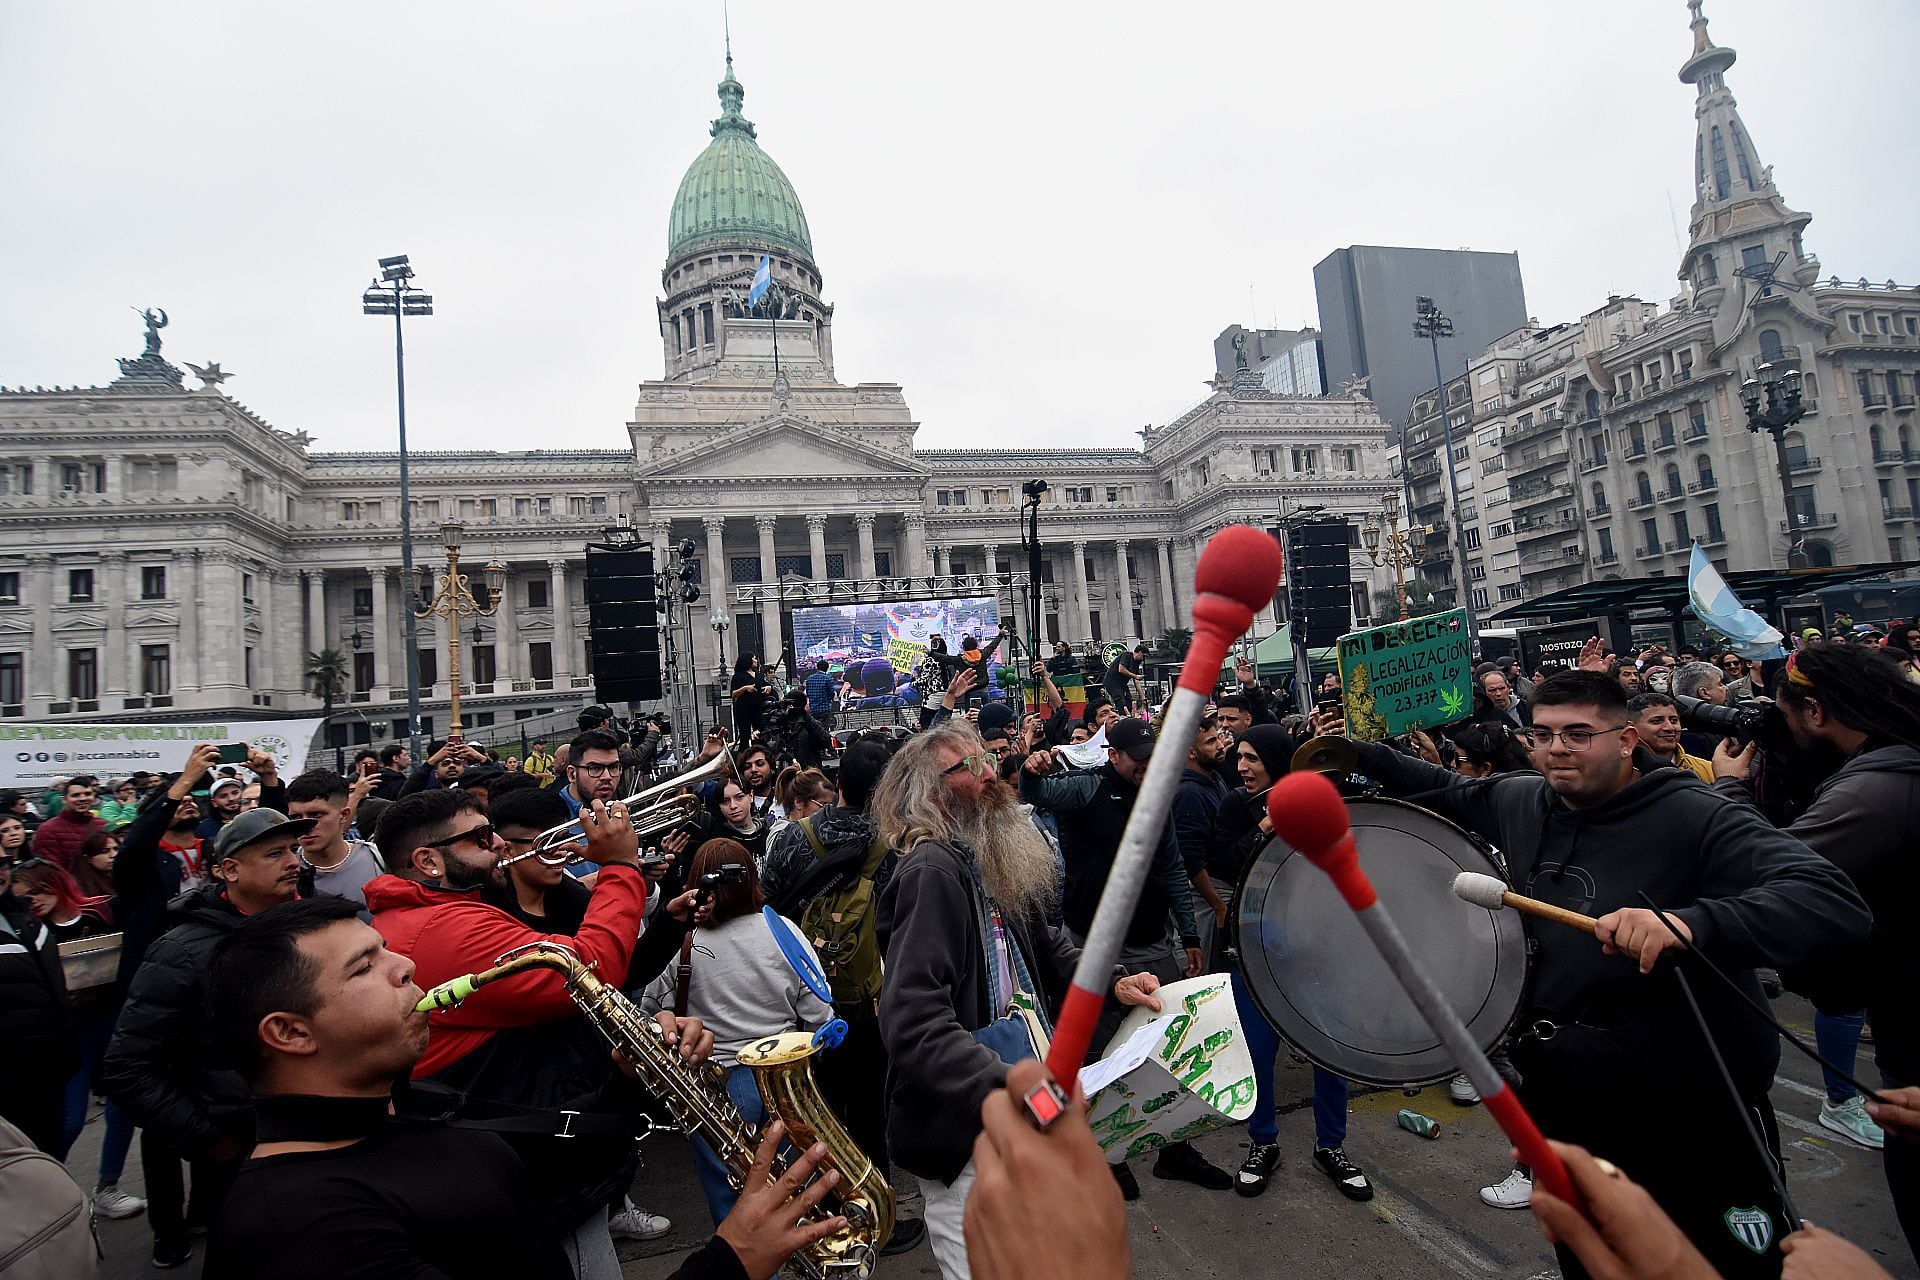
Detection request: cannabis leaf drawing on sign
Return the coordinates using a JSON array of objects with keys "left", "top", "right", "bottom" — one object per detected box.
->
[{"left": 1438, "top": 684, "right": 1467, "bottom": 721}]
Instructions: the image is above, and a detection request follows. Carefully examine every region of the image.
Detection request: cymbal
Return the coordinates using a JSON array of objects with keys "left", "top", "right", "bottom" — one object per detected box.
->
[{"left": 1290, "top": 735, "right": 1356, "bottom": 777}]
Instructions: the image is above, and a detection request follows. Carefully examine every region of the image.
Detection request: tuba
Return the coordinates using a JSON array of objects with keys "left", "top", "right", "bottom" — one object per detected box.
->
[{"left": 418, "top": 941, "right": 891, "bottom": 1278}]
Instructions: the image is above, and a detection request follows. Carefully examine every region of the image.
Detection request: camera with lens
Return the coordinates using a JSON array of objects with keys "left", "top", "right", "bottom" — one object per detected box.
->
[{"left": 1672, "top": 693, "right": 1779, "bottom": 746}]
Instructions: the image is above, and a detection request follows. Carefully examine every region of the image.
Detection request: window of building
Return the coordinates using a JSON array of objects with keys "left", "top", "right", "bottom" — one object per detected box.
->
[
  {"left": 567, "top": 496, "right": 608, "bottom": 516},
  {"left": 242, "top": 572, "right": 256, "bottom": 603},
  {"left": 1757, "top": 329, "right": 1785, "bottom": 363},
  {"left": 512, "top": 496, "right": 552, "bottom": 518},
  {"left": 1697, "top": 253, "right": 1718, "bottom": 285},
  {"left": 69, "top": 648, "right": 97, "bottom": 701},
  {"left": 58, "top": 461, "right": 106, "bottom": 495},
  {"left": 1490, "top": 522, "right": 1512, "bottom": 539},
  {"left": 1290, "top": 447, "right": 1321, "bottom": 473},
  {"left": 1663, "top": 462, "right": 1682, "bottom": 497},
  {"left": 730, "top": 556, "right": 763, "bottom": 584},
  {"left": 1591, "top": 482, "right": 1608, "bottom": 513},
  {"left": 0, "top": 572, "right": 16, "bottom": 604},
  {"left": 1847, "top": 313, "right": 1863, "bottom": 333},
  {"left": 527, "top": 642, "right": 553, "bottom": 681},
  {"left": 1671, "top": 511, "right": 1690, "bottom": 546},
  {"left": 0, "top": 652, "right": 21, "bottom": 712},
  {"left": 1598, "top": 528, "right": 1615, "bottom": 560},
  {"left": 1634, "top": 472, "right": 1653, "bottom": 505},
  {"left": 936, "top": 488, "right": 967, "bottom": 506},
  {"left": 874, "top": 550, "right": 893, "bottom": 576},
  {"left": 140, "top": 644, "right": 171, "bottom": 696},
  {"left": 341, "top": 501, "right": 364, "bottom": 521},
  {"left": 1640, "top": 518, "right": 1659, "bottom": 553},
  {"left": 773, "top": 553, "right": 813, "bottom": 581},
  {"left": 526, "top": 578, "right": 549, "bottom": 608},
  {"left": 1878, "top": 314, "right": 1893, "bottom": 335},
  {"left": 471, "top": 645, "right": 496, "bottom": 687},
  {"left": 1704, "top": 502, "right": 1725, "bottom": 542},
  {"left": 1468, "top": 562, "right": 1487, "bottom": 581},
  {"left": 0, "top": 463, "right": 31, "bottom": 496},
  {"left": 142, "top": 566, "right": 167, "bottom": 599},
  {"left": 1463, "top": 528, "right": 1482, "bottom": 551},
  {"left": 353, "top": 651, "right": 375, "bottom": 693},
  {"left": 417, "top": 648, "right": 439, "bottom": 687},
  {"left": 826, "top": 554, "right": 847, "bottom": 579},
  {"left": 1857, "top": 371, "right": 1879, "bottom": 406},
  {"left": 1471, "top": 588, "right": 1489, "bottom": 611},
  {"left": 1696, "top": 455, "right": 1716, "bottom": 488},
  {"left": 68, "top": 568, "right": 93, "bottom": 602},
  {"left": 1740, "top": 245, "right": 1769, "bottom": 272},
  {"left": 1498, "top": 584, "right": 1525, "bottom": 601},
  {"left": 1452, "top": 445, "right": 1470, "bottom": 464},
  {"left": 128, "top": 458, "right": 179, "bottom": 493},
  {"left": 700, "top": 304, "right": 715, "bottom": 345}
]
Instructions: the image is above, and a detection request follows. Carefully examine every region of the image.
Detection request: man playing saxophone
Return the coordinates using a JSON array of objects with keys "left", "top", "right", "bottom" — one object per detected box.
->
[
  {"left": 203, "top": 895, "right": 850, "bottom": 1280},
  {"left": 364, "top": 787, "right": 709, "bottom": 1277}
]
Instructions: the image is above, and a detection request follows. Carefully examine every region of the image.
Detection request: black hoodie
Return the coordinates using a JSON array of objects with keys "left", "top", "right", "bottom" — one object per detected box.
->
[
  {"left": 1720, "top": 742, "right": 1920, "bottom": 1084},
  {"left": 1354, "top": 743, "right": 1871, "bottom": 1097}
]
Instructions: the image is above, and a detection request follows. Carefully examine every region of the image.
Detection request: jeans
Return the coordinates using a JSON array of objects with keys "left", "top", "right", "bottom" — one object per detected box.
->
[
  {"left": 561, "top": 1210, "right": 621, "bottom": 1280},
  {"left": 1814, "top": 1008, "right": 1868, "bottom": 1104},
  {"left": 690, "top": 1065, "right": 766, "bottom": 1227},
  {"left": 59, "top": 1005, "right": 135, "bottom": 1183},
  {"left": 1231, "top": 970, "right": 1348, "bottom": 1149},
  {"left": 920, "top": 1158, "right": 976, "bottom": 1280}
]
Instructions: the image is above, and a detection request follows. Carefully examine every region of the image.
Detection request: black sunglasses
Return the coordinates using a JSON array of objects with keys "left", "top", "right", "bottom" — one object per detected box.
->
[{"left": 421, "top": 822, "right": 497, "bottom": 851}]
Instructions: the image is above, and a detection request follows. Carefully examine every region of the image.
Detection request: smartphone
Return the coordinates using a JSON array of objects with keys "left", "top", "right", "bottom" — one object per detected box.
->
[
  {"left": 217, "top": 742, "right": 251, "bottom": 766},
  {"left": 1315, "top": 693, "right": 1342, "bottom": 713}
]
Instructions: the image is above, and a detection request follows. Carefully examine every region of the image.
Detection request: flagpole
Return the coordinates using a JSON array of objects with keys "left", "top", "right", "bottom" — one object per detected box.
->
[{"left": 770, "top": 281, "right": 781, "bottom": 379}]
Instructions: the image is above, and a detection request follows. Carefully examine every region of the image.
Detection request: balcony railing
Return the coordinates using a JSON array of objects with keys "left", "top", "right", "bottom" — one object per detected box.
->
[
  {"left": 1625, "top": 443, "right": 1650, "bottom": 460},
  {"left": 1787, "top": 455, "right": 1824, "bottom": 473},
  {"left": 1585, "top": 504, "right": 1610, "bottom": 518},
  {"left": 1653, "top": 433, "right": 1680, "bottom": 453},
  {"left": 1781, "top": 513, "right": 1840, "bottom": 531},
  {"left": 1685, "top": 421, "right": 1709, "bottom": 440},
  {"left": 1626, "top": 494, "right": 1655, "bottom": 510},
  {"left": 1883, "top": 505, "right": 1916, "bottom": 520},
  {"left": 1595, "top": 550, "right": 1619, "bottom": 566},
  {"left": 1634, "top": 545, "right": 1661, "bottom": 560},
  {"left": 1659, "top": 486, "right": 1687, "bottom": 504},
  {"left": 1687, "top": 477, "right": 1718, "bottom": 493},
  {"left": 1580, "top": 454, "right": 1610, "bottom": 472},
  {"left": 1703, "top": 528, "right": 1728, "bottom": 547},
  {"left": 1511, "top": 481, "right": 1573, "bottom": 507}
]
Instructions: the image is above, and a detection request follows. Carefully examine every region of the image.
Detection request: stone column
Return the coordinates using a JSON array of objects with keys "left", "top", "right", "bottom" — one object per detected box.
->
[
  {"left": 982, "top": 544, "right": 999, "bottom": 578},
  {"left": 755, "top": 515, "right": 781, "bottom": 664},
  {"left": 27, "top": 555, "right": 53, "bottom": 706},
  {"left": 1156, "top": 539, "right": 1179, "bottom": 633},
  {"left": 202, "top": 552, "right": 238, "bottom": 691},
  {"left": 124, "top": 557, "right": 145, "bottom": 700},
  {"left": 855, "top": 514, "right": 877, "bottom": 582},
  {"left": 271, "top": 569, "right": 302, "bottom": 700},
  {"left": 1112, "top": 540, "right": 1133, "bottom": 643},
  {"left": 806, "top": 514, "right": 829, "bottom": 582},
  {"left": 903, "top": 512, "right": 928, "bottom": 576},
  {"left": 1069, "top": 540, "right": 1092, "bottom": 641},
  {"left": 548, "top": 559, "right": 574, "bottom": 681},
  {"left": 703, "top": 516, "right": 729, "bottom": 677},
  {"left": 101, "top": 550, "right": 127, "bottom": 699},
  {"left": 369, "top": 567, "right": 390, "bottom": 692},
  {"left": 935, "top": 545, "right": 952, "bottom": 577},
  {"left": 494, "top": 565, "right": 517, "bottom": 684},
  {"left": 303, "top": 569, "right": 326, "bottom": 660},
  {"left": 176, "top": 551, "right": 201, "bottom": 696}
]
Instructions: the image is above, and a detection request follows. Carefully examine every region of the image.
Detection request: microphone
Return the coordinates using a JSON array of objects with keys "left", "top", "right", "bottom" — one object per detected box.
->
[
  {"left": 1043, "top": 525, "right": 1283, "bottom": 1086},
  {"left": 1266, "top": 772, "right": 1580, "bottom": 1211}
]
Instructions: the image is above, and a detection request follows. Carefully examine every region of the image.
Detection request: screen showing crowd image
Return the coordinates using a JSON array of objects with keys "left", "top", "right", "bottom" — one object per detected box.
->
[{"left": 789, "top": 595, "right": 1003, "bottom": 707}]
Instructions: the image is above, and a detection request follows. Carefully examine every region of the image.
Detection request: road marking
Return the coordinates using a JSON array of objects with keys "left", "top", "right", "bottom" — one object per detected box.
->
[
  {"left": 1773, "top": 1077, "right": 1826, "bottom": 1101},
  {"left": 1776, "top": 1110, "right": 1832, "bottom": 1139},
  {"left": 1369, "top": 1188, "right": 1504, "bottom": 1280}
]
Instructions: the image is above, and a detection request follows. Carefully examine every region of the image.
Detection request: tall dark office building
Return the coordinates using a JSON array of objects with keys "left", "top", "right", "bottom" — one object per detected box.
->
[{"left": 1314, "top": 246, "right": 1528, "bottom": 436}]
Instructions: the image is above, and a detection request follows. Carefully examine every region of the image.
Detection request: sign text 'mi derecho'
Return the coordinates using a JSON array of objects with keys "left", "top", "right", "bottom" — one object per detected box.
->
[{"left": 1336, "top": 609, "right": 1475, "bottom": 741}]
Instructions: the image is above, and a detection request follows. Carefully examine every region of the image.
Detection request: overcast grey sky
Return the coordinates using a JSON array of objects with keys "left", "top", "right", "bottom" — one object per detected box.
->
[{"left": 2, "top": 2, "right": 1914, "bottom": 453}]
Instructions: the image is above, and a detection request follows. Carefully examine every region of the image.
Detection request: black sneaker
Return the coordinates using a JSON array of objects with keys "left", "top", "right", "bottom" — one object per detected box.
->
[
  {"left": 1236, "top": 1143, "right": 1281, "bottom": 1198},
  {"left": 1312, "top": 1146, "right": 1374, "bottom": 1202},
  {"left": 152, "top": 1242, "right": 193, "bottom": 1270},
  {"left": 1111, "top": 1162, "right": 1140, "bottom": 1201},
  {"left": 881, "top": 1217, "right": 927, "bottom": 1255},
  {"left": 1152, "top": 1141, "right": 1232, "bottom": 1190}
]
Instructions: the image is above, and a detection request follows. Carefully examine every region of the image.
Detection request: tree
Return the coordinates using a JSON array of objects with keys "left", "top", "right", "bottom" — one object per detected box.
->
[
  {"left": 1156, "top": 627, "right": 1193, "bottom": 659},
  {"left": 306, "top": 648, "right": 351, "bottom": 771}
]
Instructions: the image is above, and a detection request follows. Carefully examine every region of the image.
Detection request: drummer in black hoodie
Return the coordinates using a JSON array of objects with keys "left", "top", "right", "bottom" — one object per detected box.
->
[{"left": 1349, "top": 669, "right": 1869, "bottom": 1280}]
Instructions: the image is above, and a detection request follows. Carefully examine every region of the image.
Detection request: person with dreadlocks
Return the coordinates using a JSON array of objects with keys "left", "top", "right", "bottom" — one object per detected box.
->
[{"left": 1715, "top": 642, "right": 1920, "bottom": 1259}]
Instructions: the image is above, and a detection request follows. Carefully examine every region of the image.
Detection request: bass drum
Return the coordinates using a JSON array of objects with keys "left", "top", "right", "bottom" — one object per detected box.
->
[{"left": 1233, "top": 797, "right": 1527, "bottom": 1088}]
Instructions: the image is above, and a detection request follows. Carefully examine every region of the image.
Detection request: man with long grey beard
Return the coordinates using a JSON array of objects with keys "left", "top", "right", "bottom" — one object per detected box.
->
[{"left": 871, "top": 721, "right": 1165, "bottom": 1280}]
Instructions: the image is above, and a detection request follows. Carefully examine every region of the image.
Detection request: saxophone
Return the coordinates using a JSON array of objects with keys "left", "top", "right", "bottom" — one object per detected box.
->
[{"left": 417, "top": 941, "right": 892, "bottom": 1278}]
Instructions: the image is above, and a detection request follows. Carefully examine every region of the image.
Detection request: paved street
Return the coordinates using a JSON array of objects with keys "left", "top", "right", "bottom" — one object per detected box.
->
[{"left": 80, "top": 997, "right": 1914, "bottom": 1279}]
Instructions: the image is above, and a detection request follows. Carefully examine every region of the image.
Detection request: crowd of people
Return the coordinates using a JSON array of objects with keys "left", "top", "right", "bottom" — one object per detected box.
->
[{"left": 1, "top": 611, "right": 1917, "bottom": 1280}]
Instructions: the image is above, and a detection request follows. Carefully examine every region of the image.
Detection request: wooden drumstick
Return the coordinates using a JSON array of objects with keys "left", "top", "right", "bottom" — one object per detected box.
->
[{"left": 1452, "top": 872, "right": 1598, "bottom": 935}]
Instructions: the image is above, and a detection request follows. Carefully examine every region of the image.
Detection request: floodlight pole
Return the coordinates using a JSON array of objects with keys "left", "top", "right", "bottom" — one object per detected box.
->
[{"left": 1415, "top": 296, "right": 1479, "bottom": 651}]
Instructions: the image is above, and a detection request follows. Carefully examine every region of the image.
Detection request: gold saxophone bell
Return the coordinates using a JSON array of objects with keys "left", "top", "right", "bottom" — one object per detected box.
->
[{"left": 497, "top": 752, "right": 732, "bottom": 869}]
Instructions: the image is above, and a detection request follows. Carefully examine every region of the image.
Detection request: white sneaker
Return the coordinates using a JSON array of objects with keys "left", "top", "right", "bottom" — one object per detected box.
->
[
  {"left": 1819, "top": 1096, "right": 1886, "bottom": 1150},
  {"left": 1479, "top": 1168, "right": 1532, "bottom": 1209},
  {"left": 609, "top": 1199, "right": 672, "bottom": 1241},
  {"left": 92, "top": 1184, "right": 147, "bottom": 1220},
  {"left": 1448, "top": 1073, "right": 1480, "bottom": 1106}
]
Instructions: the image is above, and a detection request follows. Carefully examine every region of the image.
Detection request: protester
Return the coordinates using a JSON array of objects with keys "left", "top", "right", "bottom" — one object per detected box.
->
[
  {"left": 203, "top": 895, "right": 841, "bottom": 1280},
  {"left": 98, "top": 779, "right": 140, "bottom": 828},
  {"left": 1170, "top": 710, "right": 1231, "bottom": 968},
  {"left": 710, "top": 777, "right": 771, "bottom": 869},
  {"left": 732, "top": 654, "right": 778, "bottom": 740},
  {"left": 195, "top": 776, "right": 246, "bottom": 840},
  {"left": 736, "top": 743, "right": 778, "bottom": 821},
  {"left": 1627, "top": 690, "right": 1716, "bottom": 782},
  {"left": 0, "top": 879, "right": 72, "bottom": 1157},
  {"left": 1104, "top": 643, "right": 1147, "bottom": 714},
  {"left": 1720, "top": 652, "right": 1756, "bottom": 701},
  {"left": 873, "top": 720, "right": 1164, "bottom": 1280},
  {"left": 1351, "top": 669, "right": 1871, "bottom": 1279},
  {"left": 286, "top": 770, "right": 385, "bottom": 908},
  {"left": 105, "top": 806, "right": 312, "bottom": 1269},
  {"left": 29, "top": 776, "right": 105, "bottom": 868},
  {"left": 1473, "top": 669, "right": 1531, "bottom": 729},
  {"left": 70, "top": 827, "right": 119, "bottom": 898}
]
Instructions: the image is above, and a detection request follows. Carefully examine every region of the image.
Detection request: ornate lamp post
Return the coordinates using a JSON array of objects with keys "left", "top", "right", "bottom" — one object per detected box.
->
[
  {"left": 1363, "top": 491, "right": 1423, "bottom": 620},
  {"left": 708, "top": 610, "right": 733, "bottom": 729},
  {"left": 414, "top": 522, "right": 506, "bottom": 739},
  {"left": 1739, "top": 363, "right": 1810, "bottom": 568}
]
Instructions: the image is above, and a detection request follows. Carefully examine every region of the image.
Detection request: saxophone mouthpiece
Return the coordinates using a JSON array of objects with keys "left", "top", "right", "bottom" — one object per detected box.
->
[{"left": 417, "top": 974, "right": 478, "bottom": 1013}]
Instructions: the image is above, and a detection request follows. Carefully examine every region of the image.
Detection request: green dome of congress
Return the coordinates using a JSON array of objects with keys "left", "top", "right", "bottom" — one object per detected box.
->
[{"left": 667, "top": 57, "right": 814, "bottom": 263}]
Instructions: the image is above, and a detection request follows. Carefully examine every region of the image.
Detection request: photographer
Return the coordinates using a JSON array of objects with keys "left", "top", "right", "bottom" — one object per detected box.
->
[
  {"left": 1715, "top": 643, "right": 1920, "bottom": 1254},
  {"left": 770, "top": 690, "right": 831, "bottom": 771}
]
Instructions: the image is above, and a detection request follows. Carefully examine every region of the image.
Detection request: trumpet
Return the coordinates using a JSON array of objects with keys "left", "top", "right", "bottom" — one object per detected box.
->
[{"left": 498, "top": 751, "right": 731, "bottom": 869}]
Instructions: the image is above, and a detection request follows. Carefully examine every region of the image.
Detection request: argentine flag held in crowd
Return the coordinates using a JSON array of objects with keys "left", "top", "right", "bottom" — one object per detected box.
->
[
  {"left": 747, "top": 254, "right": 772, "bottom": 309},
  {"left": 1687, "top": 543, "right": 1786, "bottom": 659}
]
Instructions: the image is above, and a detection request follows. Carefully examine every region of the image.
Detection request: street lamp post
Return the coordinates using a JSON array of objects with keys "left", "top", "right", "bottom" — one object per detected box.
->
[
  {"left": 414, "top": 522, "right": 507, "bottom": 740},
  {"left": 362, "top": 256, "right": 433, "bottom": 761},
  {"left": 1363, "top": 491, "right": 1422, "bottom": 621},
  {"left": 1740, "top": 364, "right": 1811, "bottom": 568},
  {"left": 709, "top": 611, "right": 732, "bottom": 735},
  {"left": 1414, "top": 296, "right": 1479, "bottom": 649}
]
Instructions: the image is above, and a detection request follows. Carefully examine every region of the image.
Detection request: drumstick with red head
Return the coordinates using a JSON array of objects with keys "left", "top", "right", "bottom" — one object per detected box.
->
[
  {"left": 1266, "top": 770, "right": 1581, "bottom": 1210},
  {"left": 1043, "top": 525, "right": 1283, "bottom": 1085}
]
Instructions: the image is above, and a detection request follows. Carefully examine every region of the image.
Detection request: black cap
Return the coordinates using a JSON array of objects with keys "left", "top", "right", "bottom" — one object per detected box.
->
[
  {"left": 977, "top": 701, "right": 1018, "bottom": 744},
  {"left": 1105, "top": 717, "right": 1155, "bottom": 761}
]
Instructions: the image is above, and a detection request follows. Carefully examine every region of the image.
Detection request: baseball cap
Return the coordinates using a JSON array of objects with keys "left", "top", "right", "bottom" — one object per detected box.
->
[
  {"left": 977, "top": 701, "right": 1018, "bottom": 745},
  {"left": 209, "top": 777, "right": 244, "bottom": 797},
  {"left": 212, "top": 808, "right": 316, "bottom": 861},
  {"left": 1105, "top": 717, "right": 1156, "bottom": 761},
  {"left": 455, "top": 763, "right": 508, "bottom": 791}
]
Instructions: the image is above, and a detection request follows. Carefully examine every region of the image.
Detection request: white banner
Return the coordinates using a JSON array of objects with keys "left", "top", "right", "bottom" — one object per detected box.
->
[
  {"left": 1082, "top": 975, "right": 1256, "bottom": 1164},
  {"left": 0, "top": 719, "right": 326, "bottom": 792}
]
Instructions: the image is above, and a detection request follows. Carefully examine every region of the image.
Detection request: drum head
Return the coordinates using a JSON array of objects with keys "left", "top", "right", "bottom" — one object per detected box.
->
[{"left": 1234, "top": 798, "right": 1527, "bottom": 1088}]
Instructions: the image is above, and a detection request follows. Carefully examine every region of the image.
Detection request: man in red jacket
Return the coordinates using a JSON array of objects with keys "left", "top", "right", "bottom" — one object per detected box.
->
[
  {"left": 363, "top": 786, "right": 708, "bottom": 1266},
  {"left": 29, "top": 776, "right": 105, "bottom": 869}
]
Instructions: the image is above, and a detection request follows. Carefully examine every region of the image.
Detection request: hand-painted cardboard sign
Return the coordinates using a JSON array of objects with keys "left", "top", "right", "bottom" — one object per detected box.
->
[
  {"left": 1082, "top": 976, "right": 1255, "bottom": 1163},
  {"left": 1336, "top": 609, "right": 1474, "bottom": 741}
]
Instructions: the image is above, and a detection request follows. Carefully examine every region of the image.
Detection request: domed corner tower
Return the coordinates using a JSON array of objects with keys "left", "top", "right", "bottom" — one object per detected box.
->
[{"left": 658, "top": 53, "right": 836, "bottom": 383}]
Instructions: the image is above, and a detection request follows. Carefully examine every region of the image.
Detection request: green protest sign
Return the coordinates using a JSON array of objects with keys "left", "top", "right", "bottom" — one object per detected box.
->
[{"left": 1336, "top": 609, "right": 1474, "bottom": 741}]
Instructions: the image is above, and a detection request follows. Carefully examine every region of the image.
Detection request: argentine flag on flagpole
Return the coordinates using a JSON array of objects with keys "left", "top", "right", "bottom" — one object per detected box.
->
[
  {"left": 1687, "top": 543, "right": 1786, "bottom": 659},
  {"left": 747, "top": 254, "right": 772, "bottom": 309}
]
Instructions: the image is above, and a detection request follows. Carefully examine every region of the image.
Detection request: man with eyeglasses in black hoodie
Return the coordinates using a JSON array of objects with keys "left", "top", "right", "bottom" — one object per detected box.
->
[{"left": 1348, "top": 669, "right": 1869, "bottom": 1280}]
